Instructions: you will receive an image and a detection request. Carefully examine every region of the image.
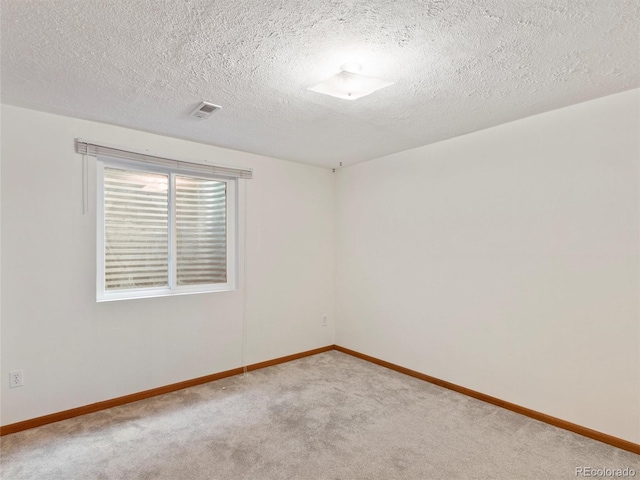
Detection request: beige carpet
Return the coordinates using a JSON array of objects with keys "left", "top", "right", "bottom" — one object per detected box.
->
[{"left": 1, "top": 351, "right": 638, "bottom": 479}]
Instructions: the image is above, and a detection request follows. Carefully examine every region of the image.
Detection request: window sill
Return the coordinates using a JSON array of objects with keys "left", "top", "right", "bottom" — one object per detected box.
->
[{"left": 96, "top": 284, "right": 236, "bottom": 302}]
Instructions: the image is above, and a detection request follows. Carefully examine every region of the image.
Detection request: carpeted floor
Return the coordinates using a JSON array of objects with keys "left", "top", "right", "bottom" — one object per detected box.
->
[{"left": 1, "top": 351, "right": 638, "bottom": 479}]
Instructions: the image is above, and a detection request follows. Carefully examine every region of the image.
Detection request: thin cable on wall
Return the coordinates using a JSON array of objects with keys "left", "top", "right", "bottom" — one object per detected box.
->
[
  {"left": 241, "top": 179, "right": 249, "bottom": 377},
  {"left": 76, "top": 138, "right": 254, "bottom": 373}
]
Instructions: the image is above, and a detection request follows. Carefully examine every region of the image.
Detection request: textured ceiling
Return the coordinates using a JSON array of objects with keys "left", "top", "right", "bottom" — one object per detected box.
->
[{"left": 2, "top": 1, "right": 639, "bottom": 168}]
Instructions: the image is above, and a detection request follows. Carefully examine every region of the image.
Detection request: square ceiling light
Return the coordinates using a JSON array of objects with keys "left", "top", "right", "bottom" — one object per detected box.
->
[{"left": 308, "top": 65, "right": 393, "bottom": 100}]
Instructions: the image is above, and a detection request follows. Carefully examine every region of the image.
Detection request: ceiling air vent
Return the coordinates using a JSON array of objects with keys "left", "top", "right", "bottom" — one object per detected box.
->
[{"left": 190, "top": 101, "right": 222, "bottom": 119}]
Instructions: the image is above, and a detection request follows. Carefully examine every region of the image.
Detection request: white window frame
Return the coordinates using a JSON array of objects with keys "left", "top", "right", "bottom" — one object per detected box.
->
[{"left": 97, "top": 155, "right": 237, "bottom": 302}]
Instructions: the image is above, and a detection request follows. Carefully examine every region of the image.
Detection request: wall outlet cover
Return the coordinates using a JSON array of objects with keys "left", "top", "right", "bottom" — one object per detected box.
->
[{"left": 9, "top": 370, "right": 24, "bottom": 388}]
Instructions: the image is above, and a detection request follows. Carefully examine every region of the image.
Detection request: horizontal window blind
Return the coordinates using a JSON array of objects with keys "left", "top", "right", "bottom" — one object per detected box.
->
[
  {"left": 104, "top": 167, "right": 169, "bottom": 290},
  {"left": 77, "top": 139, "right": 252, "bottom": 179},
  {"left": 176, "top": 176, "right": 227, "bottom": 285}
]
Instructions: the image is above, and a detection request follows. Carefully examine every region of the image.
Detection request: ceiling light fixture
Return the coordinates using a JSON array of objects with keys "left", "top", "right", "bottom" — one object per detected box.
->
[{"left": 308, "top": 64, "right": 393, "bottom": 101}]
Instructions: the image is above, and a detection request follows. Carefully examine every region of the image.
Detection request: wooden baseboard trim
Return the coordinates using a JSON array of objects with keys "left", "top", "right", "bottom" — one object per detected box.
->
[
  {"left": 4, "top": 343, "right": 638, "bottom": 455},
  {"left": 334, "top": 345, "right": 640, "bottom": 455},
  {"left": 0, "top": 345, "right": 333, "bottom": 436},
  {"left": 246, "top": 345, "right": 334, "bottom": 371}
]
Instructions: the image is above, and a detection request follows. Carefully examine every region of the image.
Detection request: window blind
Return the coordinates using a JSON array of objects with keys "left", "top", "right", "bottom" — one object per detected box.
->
[
  {"left": 76, "top": 139, "right": 252, "bottom": 179},
  {"left": 104, "top": 167, "right": 169, "bottom": 290},
  {"left": 176, "top": 176, "right": 227, "bottom": 285}
]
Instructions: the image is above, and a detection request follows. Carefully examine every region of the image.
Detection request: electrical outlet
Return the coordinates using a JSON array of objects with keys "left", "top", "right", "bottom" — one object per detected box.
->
[
  {"left": 322, "top": 314, "right": 328, "bottom": 326},
  {"left": 9, "top": 370, "right": 23, "bottom": 388}
]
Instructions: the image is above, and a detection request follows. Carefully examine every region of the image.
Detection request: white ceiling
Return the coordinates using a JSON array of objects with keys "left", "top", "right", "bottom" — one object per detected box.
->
[{"left": 2, "top": 1, "right": 638, "bottom": 168}]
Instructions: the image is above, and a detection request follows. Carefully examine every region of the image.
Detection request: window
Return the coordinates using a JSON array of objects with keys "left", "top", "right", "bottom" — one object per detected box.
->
[{"left": 97, "top": 157, "right": 236, "bottom": 301}]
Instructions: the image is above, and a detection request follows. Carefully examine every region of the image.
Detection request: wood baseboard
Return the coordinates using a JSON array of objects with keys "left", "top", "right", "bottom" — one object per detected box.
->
[
  {"left": 246, "top": 345, "right": 334, "bottom": 371},
  {"left": 0, "top": 345, "right": 333, "bottom": 436},
  {"left": 3, "top": 343, "right": 638, "bottom": 456},
  {"left": 333, "top": 345, "right": 640, "bottom": 455}
]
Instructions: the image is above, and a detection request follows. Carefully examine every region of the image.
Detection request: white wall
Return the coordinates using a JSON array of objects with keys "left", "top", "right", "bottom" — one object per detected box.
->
[
  {"left": 2, "top": 89, "right": 639, "bottom": 445},
  {"left": 336, "top": 89, "right": 640, "bottom": 443},
  {"left": 0, "top": 105, "right": 335, "bottom": 426}
]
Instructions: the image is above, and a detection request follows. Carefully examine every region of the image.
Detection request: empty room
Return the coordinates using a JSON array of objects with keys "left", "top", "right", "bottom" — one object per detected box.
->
[{"left": 1, "top": 1, "right": 639, "bottom": 479}]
